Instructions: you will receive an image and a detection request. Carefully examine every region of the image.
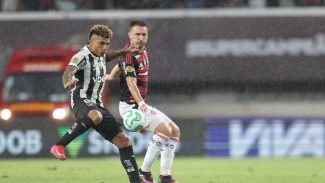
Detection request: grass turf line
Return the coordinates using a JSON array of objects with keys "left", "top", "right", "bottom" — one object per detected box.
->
[{"left": 0, "top": 157, "right": 324, "bottom": 183}]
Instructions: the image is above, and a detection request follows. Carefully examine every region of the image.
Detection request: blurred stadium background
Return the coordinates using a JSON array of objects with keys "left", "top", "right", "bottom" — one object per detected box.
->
[{"left": 1, "top": 0, "right": 325, "bottom": 182}]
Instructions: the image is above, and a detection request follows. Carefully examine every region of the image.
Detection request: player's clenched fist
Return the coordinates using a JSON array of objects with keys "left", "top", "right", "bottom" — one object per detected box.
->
[{"left": 64, "top": 78, "right": 79, "bottom": 90}]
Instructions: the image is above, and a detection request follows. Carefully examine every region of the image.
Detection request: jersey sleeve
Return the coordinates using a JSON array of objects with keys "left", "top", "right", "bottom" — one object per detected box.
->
[
  {"left": 68, "top": 53, "right": 87, "bottom": 70},
  {"left": 119, "top": 53, "right": 136, "bottom": 78}
]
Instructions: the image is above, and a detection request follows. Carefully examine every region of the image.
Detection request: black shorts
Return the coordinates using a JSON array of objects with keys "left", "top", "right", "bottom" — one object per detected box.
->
[{"left": 72, "top": 98, "right": 123, "bottom": 142}]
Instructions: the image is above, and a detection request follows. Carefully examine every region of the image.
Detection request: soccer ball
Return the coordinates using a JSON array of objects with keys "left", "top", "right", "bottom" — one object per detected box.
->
[{"left": 122, "top": 109, "right": 147, "bottom": 131}]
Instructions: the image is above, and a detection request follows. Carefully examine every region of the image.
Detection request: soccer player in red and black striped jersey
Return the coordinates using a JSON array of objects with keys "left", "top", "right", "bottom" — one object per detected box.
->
[{"left": 107, "top": 20, "right": 180, "bottom": 183}]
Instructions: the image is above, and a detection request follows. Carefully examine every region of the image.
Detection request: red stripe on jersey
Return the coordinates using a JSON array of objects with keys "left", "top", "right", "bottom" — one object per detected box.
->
[
  {"left": 138, "top": 87, "right": 148, "bottom": 94},
  {"left": 126, "top": 53, "right": 132, "bottom": 65},
  {"left": 136, "top": 52, "right": 148, "bottom": 62},
  {"left": 137, "top": 76, "right": 148, "bottom": 82},
  {"left": 136, "top": 65, "right": 149, "bottom": 73}
]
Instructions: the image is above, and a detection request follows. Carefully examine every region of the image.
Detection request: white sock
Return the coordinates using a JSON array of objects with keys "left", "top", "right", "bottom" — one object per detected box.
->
[
  {"left": 160, "top": 137, "right": 179, "bottom": 175},
  {"left": 141, "top": 133, "right": 169, "bottom": 172}
]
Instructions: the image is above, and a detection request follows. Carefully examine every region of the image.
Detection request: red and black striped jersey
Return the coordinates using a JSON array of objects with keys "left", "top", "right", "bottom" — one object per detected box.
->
[{"left": 118, "top": 44, "right": 149, "bottom": 104}]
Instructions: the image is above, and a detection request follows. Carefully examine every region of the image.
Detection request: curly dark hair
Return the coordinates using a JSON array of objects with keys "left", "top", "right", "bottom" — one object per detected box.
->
[{"left": 88, "top": 24, "right": 113, "bottom": 40}]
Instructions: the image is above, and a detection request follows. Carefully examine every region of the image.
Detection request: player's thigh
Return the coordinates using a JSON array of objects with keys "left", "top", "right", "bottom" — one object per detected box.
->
[
  {"left": 92, "top": 107, "right": 123, "bottom": 142},
  {"left": 119, "top": 101, "right": 175, "bottom": 133},
  {"left": 72, "top": 98, "right": 99, "bottom": 119},
  {"left": 146, "top": 107, "right": 174, "bottom": 132}
]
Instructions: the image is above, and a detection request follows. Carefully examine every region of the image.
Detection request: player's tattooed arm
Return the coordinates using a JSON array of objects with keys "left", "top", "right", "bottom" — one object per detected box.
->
[
  {"left": 105, "top": 46, "right": 140, "bottom": 62},
  {"left": 62, "top": 65, "right": 78, "bottom": 90}
]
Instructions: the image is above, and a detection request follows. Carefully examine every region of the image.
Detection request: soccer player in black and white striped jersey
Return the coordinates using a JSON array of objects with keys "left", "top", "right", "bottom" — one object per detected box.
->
[{"left": 50, "top": 24, "right": 145, "bottom": 183}]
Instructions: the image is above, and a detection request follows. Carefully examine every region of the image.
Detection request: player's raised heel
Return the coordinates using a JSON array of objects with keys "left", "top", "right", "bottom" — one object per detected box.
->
[
  {"left": 50, "top": 145, "right": 66, "bottom": 161},
  {"left": 139, "top": 169, "right": 155, "bottom": 183},
  {"left": 158, "top": 175, "right": 179, "bottom": 183}
]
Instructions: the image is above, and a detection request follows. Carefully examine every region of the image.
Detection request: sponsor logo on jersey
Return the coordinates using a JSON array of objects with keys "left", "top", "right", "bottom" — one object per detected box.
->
[
  {"left": 70, "top": 57, "right": 79, "bottom": 64},
  {"left": 126, "top": 66, "right": 135, "bottom": 73},
  {"left": 92, "top": 76, "right": 106, "bottom": 83}
]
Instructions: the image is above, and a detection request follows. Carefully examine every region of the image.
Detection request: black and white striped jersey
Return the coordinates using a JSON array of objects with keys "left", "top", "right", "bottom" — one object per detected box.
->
[{"left": 68, "top": 45, "right": 106, "bottom": 107}]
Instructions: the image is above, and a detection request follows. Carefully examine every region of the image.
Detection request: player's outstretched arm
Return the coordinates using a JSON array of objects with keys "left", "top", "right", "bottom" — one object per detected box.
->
[
  {"left": 106, "top": 64, "right": 120, "bottom": 81},
  {"left": 62, "top": 65, "right": 78, "bottom": 90},
  {"left": 105, "top": 46, "right": 140, "bottom": 62}
]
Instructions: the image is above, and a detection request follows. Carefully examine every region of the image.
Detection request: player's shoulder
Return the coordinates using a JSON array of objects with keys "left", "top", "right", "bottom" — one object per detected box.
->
[
  {"left": 119, "top": 52, "right": 135, "bottom": 62},
  {"left": 68, "top": 45, "right": 89, "bottom": 68},
  {"left": 120, "top": 43, "right": 135, "bottom": 58},
  {"left": 70, "top": 46, "right": 88, "bottom": 60},
  {"left": 77, "top": 45, "right": 90, "bottom": 57}
]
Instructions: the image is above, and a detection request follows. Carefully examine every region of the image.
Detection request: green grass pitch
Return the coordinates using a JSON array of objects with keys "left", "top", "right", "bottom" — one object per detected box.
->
[{"left": 0, "top": 157, "right": 325, "bottom": 183}]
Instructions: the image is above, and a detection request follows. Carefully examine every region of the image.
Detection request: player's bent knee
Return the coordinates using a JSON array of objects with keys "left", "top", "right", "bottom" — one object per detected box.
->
[
  {"left": 170, "top": 122, "right": 181, "bottom": 138},
  {"left": 155, "top": 122, "right": 172, "bottom": 137},
  {"left": 88, "top": 110, "right": 103, "bottom": 125},
  {"left": 112, "top": 132, "right": 132, "bottom": 148}
]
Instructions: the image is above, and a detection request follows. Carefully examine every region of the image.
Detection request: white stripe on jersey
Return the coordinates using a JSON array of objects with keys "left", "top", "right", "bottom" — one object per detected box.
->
[
  {"left": 80, "top": 54, "right": 91, "bottom": 99},
  {"left": 91, "top": 57, "right": 106, "bottom": 102}
]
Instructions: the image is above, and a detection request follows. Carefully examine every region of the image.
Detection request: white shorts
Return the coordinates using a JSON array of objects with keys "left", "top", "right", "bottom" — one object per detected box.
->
[{"left": 119, "top": 101, "right": 173, "bottom": 132}]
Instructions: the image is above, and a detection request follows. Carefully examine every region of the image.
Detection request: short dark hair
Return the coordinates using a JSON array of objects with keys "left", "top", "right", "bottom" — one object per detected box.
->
[
  {"left": 88, "top": 24, "right": 113, "bottom": 40},
  {"left": 130, "top": 20, "right": 147, "bottom": 29}
]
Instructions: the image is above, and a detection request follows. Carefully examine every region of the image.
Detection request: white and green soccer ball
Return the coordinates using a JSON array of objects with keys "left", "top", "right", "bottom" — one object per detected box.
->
[{"left": 123, "top": 109, "right": 147, "bottom": 131}]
